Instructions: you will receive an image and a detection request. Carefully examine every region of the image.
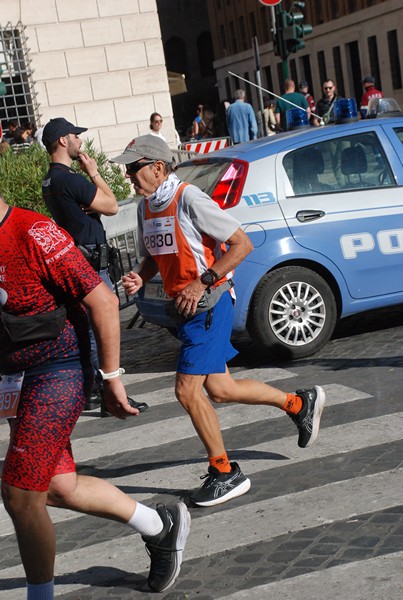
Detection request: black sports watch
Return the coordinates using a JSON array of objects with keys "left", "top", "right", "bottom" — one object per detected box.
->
[{"left": 200, "top": 268, "right": 219, "bottom": 287}]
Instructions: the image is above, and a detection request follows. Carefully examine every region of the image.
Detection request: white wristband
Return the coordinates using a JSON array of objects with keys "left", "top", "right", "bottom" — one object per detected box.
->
[{"left": 98, "top": 367, "right": 125, "bottom": 380}]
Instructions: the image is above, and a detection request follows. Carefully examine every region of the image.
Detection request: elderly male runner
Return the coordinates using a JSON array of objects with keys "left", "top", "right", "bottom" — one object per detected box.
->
[
  {"left": 114, "top": 135, "right": 326, "bottom": 507},
  {"left": 0, "top": 193, "right": 190, "bottom": 598}
]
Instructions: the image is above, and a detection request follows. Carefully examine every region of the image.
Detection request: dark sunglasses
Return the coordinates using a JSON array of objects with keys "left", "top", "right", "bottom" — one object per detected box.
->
[
  {"left": 323, "top": 86, "right": 334, "bottom": 90},
  {"left": 126, "top": 161, "right": 154, "bottom": 175},
  {"left": 153, "top": 119, "right": 163, "bottom": 123}
]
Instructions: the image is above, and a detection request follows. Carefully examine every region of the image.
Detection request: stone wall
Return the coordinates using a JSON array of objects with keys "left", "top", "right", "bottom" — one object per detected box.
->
[{"left": 1, "top": 0, "right": 177, "bottom": 154}]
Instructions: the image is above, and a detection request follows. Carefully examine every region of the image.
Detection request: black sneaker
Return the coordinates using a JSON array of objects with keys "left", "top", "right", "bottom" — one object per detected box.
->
[
  {"left": 100, "top": 396, "right": 149, "bottom": 418},
  {"left": 142, "top": 502, "right": 191, "bottom": 593},
  {"left": 190, "top": 462, "right": 251, "bottom": 507},
  {"left": 289, "top": 386, "right": 326, "bottom": 448},
  {"left": 84, "top": 392, "right": 101, "bottom": 411}
]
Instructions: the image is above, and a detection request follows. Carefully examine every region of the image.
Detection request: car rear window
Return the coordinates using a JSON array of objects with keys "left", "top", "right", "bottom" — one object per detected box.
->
[
  {"left": 175, "top": 160, "right": 233, "bottom": 196},
  {"left": 393, "top": 127, "right": 403, "bottom": 143}
]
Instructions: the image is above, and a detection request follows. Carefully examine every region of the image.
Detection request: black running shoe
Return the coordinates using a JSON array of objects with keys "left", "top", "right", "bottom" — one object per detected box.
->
[
  {"left": 190, "top": 462, "right": 251, "bottom": 507},
  {"left": 84, "top": 392, "right": 101, "bottom": 411},
  {"left": 289, "top": 386, "right": 326, "bottom": 448},
  {"left": 142, "top": 502, "right": 191, "bottom": 593},
  {"left": 100, "top": 396, "right": 149, "bottom": 418}
]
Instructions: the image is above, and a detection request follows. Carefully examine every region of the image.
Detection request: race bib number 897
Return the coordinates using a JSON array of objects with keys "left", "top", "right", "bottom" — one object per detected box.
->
[{"left": 0, "top": 372, "right": 24, "bottom": 419}]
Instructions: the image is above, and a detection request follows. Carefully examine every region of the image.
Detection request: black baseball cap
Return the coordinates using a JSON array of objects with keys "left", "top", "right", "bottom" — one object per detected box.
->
[
  {"left": 42, "top": 117, "right": 87, "bottom": 149},
  {"left": 362, "top": 75, "right": 375, "bottom": 85}
]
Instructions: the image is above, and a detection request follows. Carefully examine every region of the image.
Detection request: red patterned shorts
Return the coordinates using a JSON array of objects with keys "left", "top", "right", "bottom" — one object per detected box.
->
[{"left": 2, "top": 369, "right": 89, "bottom": 492}]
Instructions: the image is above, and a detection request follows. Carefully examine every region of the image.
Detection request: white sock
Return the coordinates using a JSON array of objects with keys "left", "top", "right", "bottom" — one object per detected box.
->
[
  {"left": 27, "top": 580, "right": 54, "bottom": 600},
  {"left": 127, "top": 502, "right": 164, "bottom": 537}
]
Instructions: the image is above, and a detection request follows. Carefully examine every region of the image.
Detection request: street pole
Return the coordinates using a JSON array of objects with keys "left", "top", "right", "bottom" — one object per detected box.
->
[
  {"left": 253, "top": 36, "right": 268, "bottom": 137},
  {"left": 282, "top": 57, "right": 289, "bottom": 81}
]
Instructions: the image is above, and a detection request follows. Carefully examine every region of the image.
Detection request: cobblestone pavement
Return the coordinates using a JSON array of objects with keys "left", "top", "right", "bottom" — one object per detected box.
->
[{"left": 0, "top": 304, "right": 402, "bottom": 599}]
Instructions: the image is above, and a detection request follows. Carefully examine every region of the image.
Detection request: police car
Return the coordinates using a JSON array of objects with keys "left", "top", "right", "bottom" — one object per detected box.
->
[{"left": 135, "top": 101, "right": 403, "bottom": 360}]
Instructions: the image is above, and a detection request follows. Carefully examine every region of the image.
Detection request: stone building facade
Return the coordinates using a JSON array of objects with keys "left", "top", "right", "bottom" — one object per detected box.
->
[
  {"left": 207, "top": 0, "right": 403, "bottom": 112},
  {"left": 0, "top": 0, "right": 177, "bottom": 153}
]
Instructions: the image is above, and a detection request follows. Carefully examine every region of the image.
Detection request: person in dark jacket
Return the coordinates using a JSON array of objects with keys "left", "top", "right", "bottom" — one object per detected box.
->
[{"left": 314, "top": 79, "right": 341, "bottom": 125}]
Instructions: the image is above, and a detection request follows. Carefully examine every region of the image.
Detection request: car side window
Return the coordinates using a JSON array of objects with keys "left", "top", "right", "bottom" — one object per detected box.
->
[
  {"left": 393, "top": 127, "right": 403, "bottom": 144},
  {"left": 283, "top": 131, "right": 396, "bottom": 196}
]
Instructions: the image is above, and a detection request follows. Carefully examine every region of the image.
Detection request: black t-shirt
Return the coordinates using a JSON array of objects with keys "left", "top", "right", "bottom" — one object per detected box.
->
[
  {"left": 42, "top": 163, "right": 106, "bottom": 246},
  {"left": 316, "top": 95, "right": 341, "bottom": 123}
]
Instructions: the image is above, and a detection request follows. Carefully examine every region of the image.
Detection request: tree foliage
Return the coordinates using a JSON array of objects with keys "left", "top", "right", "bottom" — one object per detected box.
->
[{"left": 0, "top": 144, "right": 51, "bottom": 215}]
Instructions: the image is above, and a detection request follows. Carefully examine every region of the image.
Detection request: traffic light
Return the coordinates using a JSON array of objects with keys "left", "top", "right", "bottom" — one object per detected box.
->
[
  {"left": 274, "top": 1, "right": 312, "bottom": 60},
  {"left": 284, "top": 2, "right": 312, "bottom": 54}
]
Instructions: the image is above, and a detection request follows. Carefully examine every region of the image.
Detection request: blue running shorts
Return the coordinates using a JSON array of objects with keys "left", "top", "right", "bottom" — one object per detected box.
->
[{"left": 176, "top": 291, "right": 238, "bottom": 375}]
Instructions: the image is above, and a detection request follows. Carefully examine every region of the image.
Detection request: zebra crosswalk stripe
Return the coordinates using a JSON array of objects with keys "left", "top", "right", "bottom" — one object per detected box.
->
[
  {"left": 217, "top": 552, "right": 403, "bottom": 600},
  {"left": 0, "top": 370, "right": 401, "bottom": 599}
]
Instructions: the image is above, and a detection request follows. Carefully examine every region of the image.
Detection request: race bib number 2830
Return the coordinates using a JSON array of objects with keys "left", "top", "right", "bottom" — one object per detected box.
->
[
  {"left": 143, "top": 217, "right": 178, "bottom": 255},
  {"left": 0, "top": 372, "right": 24, "bottom": 419}
]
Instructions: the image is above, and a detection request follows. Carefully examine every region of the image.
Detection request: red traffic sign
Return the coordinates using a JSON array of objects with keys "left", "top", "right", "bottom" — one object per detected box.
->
[{"left": 258, "top": 0, "right": 282, "bottom": 6}]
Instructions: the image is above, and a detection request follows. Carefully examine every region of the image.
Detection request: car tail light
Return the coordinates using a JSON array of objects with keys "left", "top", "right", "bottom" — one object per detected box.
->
[{"left": 211, "top": 160, "right": 248, "bottom": 209}]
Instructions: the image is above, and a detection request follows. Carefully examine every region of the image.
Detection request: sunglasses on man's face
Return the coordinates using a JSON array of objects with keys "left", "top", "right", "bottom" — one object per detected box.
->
[
  {"left": 126, "top": 161, "right": 154, "bottom": 175},
  {"left": 323, "top": 86, "right": 334, "bottom": 90}
]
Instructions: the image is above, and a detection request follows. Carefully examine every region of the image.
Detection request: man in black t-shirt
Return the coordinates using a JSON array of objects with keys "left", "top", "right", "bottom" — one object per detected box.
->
[
  {"left": 42, "top": 118, "right": 147, "bottom": 416},
  {"left": 42, "top": 118, "right": 115, "bottom": 249}
]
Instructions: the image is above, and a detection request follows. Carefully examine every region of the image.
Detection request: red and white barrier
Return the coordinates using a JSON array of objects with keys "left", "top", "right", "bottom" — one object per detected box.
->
[{"left": 183, "top": 137, "right": 230, "bottom": 154}]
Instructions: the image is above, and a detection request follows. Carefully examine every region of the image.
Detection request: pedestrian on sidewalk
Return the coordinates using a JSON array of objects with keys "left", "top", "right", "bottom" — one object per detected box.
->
[
  {"left": 0, "top": 194, "right": 191, "bottom": 598},
  {"left": 41, "top": 117, "right": 147, "bottom": 417},
  {"left": 298, "top": 80, "right": 316, "bottom": 123},
  {"left": 360, "top": 75, "right": 384, "bottom": 118},
  {"left": 275, "top": 79, "right": 310, "bottom": 131},
  {"left": 190, "top": 104, "right": 203, "bottom": 140},
  {"left": 113, "top": 135, "right": 326, "bottom": 508},
  {"left": 314, "top": 79, "right": 341, "bottom": 125},
  {"left": 148, "top": 112, "right": 166, "bottom": 141},
  {"left": 226, "top": 89, "right": 258, "bottom": 143}
]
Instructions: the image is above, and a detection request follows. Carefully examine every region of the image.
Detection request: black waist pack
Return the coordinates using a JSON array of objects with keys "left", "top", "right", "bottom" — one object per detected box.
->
[
  {"left": 0, "top": 305, "right": 67, "bottom": 344},
  {"left": 165, "top": 279, "right": 234, "bottom": 324},
  {"left": 78, "top": 243, "right": 110, "bottom": 271}
]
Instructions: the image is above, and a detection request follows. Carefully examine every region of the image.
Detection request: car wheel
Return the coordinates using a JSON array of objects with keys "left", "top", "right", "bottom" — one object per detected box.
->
[{"left": 247, "top": 266, "right": 337, "bottom": 360}]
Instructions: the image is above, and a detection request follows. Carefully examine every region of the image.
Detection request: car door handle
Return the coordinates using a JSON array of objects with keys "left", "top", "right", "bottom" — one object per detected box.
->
[{"left": 296, "top": 210, "right": 326, "bottom": 222}]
